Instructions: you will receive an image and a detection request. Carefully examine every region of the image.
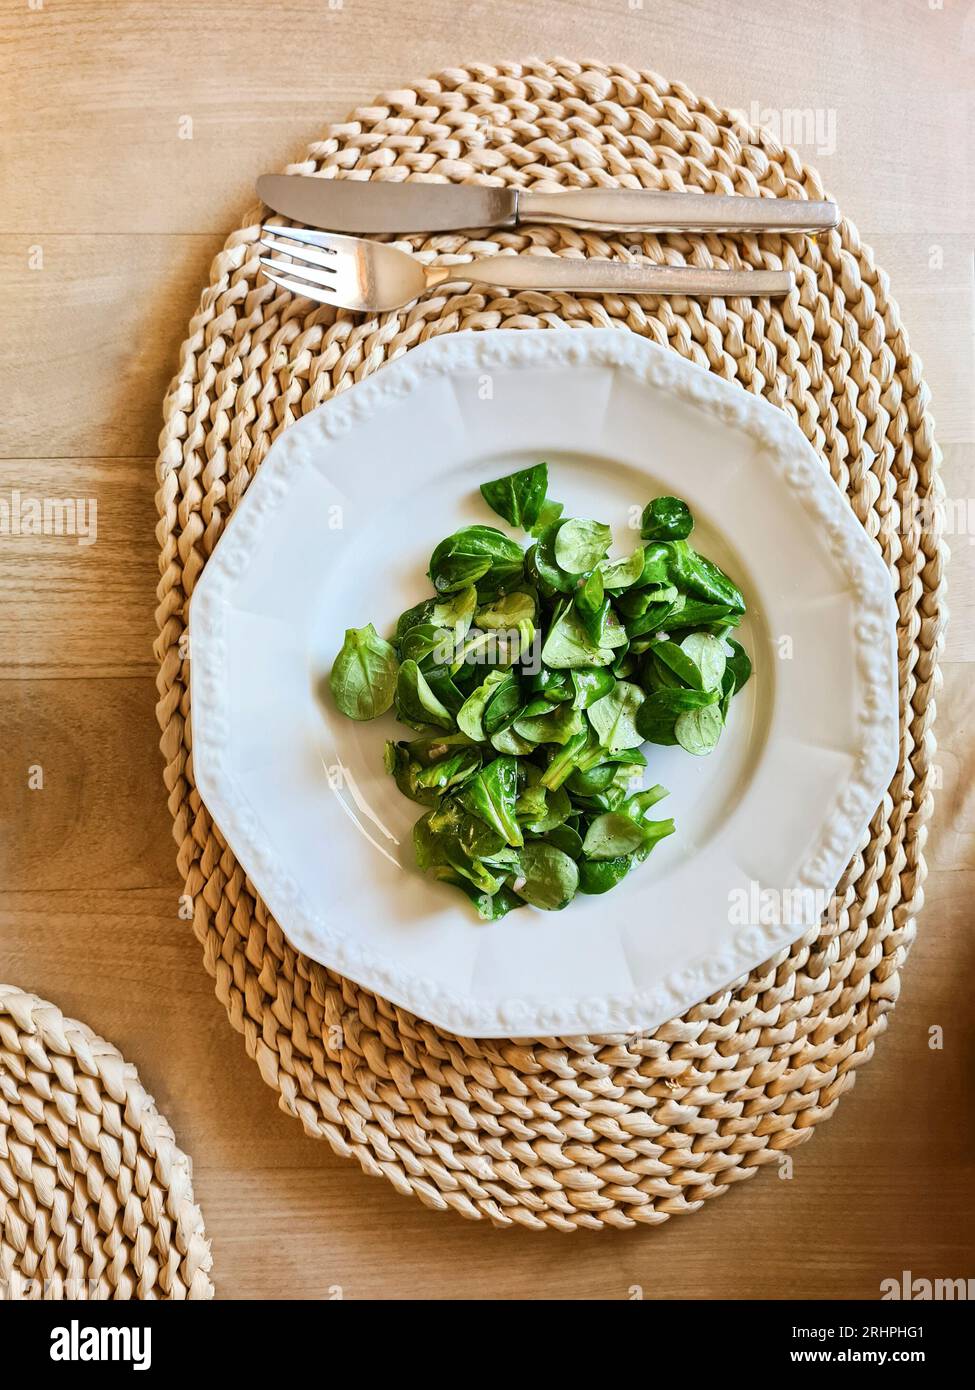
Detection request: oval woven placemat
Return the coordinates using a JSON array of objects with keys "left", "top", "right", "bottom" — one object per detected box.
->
[
  {"left": 0, "top": 985, "right": 213, "bottom": 1296},
  {"left": 154, "top": 58, "right": 945, "bottom": 1229}
]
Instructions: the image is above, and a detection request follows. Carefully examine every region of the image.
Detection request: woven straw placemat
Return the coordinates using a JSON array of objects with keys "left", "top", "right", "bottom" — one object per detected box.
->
[
  {"left": 154, "top": 58, "right": 945, "bottom": 1229},
  {"left": 0, "top": 985, "right": 213, "bottom": 1297}
]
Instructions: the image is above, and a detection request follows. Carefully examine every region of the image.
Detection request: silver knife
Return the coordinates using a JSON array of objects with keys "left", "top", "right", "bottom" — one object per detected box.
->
[{"left": 257, "top": 173, "right": 839, "bottom": 235}]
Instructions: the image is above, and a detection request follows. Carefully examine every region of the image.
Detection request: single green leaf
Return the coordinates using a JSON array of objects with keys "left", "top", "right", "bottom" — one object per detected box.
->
[
  {"left": 517, "top": 697, "right": 555, "bottom": 719},
  {"left": 412, "top": 810, "right": 446, "bottom": 870},
  {"left": 650, "top": 638, "right": 708, "bottom": 690},
  {"left": 601, "top": 607, "right": 628, "bottom": 649},
  {"left": 640, "top": 496, "right": 694, "bottom": 542},
  {"left": 725, "top": 638, "right": 753, "bottom": 693},
  {"left": 513, "top": 703, "right": 585, "bottom": 746},
  {"left": 408, "top": 589, "right": 481, "bottom": 647},
  {"left": 475, "top": 590, "right": 536, "bottom": 630},
  {"left": 490, "top": 724, "right": 537, "bottom": 756},
  {"left": 526, "top": 665, "right": 574, "bottom": 704},
  {"left": 633, "top": 704, "right": 679, "bottom": 745},
  {"left": 330, "top": 623, "right": 399, "bottom": 720},
  {"left": 456, "top": 669, "right": 510, "bottom": 741},
  {"left": 675, "top": 704, "right": 725, "bottom": 755},
  {"left": 395, "top": 597, "right": 434, "bottom": 643},
  {"left": 611, "top": 645, "right": 633, "bottom": 679},
  {"left": 679, "top": 632, "right": 726, "bottom": 692},
  {"left": 535, "top": 823, "right": 584, "bottom": 860},
  {"left": 480, "top": 462, "right": 548, "bottom": 529},
  {"left": 554, "top": 517, "right": 612, "bottom": 574},
  {"left": 631, "top": 816, "right": 676, "bottom": 861},
  {"left": 578, "top": 855, "right": 632, "bottom": 894},
  {"left": 645, "top": 652, "right": 682, "bottom": 689},
  {"left": 427, "top": 585, "right": 478, "bottom": 641},
  {"left": 517, "top": 780, "right": 571, "bottom": 834},
  {"left": 586, "top": 680, "right": 645, "bottom": 752},
  {"left": 529, "top": 498, "right": 564, "bottom": 538},
  {"left": 639, "top": 686, "right": 720, "bottom": 715},
  {"left": 576, "top": 567, "right": 604, "bottom": 616},
  {"left": 399, "top": 622, "right": 453, "bottom": 666},
  {"left": 664, "top": 599, "right": 733, "bottom": 630},
  {"left": 720, "top": 670, "right": 736, "bottom": 719},
  {"left": 413, "top": 747, "right": 481, "bottom": 792},
  {"left": 514, "top": 781, "right": 548, "bottom": 824},
  {"left": 509, "top": 842, "right": 579, "bottom": 910},
  {"left": 539, "top": 729, "right": 593, "bottom": 790},
  {"left": 623, "top": 784, "right": 669, "bottom": 820},
  {"left": 529, "top": 521, "right": 579, "bottom": 594},
  {"left": 574, "top": 569, "right": 606, "bottom": 644},
  {"left": 447, "top": 852, "right": 507, "bottom": 896},
  {"left": 668, "top": 541, "right": 745, "bottom": 613},
  {"left": 634, "top": 541, "right": 674, "bottom": 587},
  {"left": 624, "top": 599, "right": 684, "bottom": 640},
  {"left": 421, "top": 663, "right": 467, "bottom": 715},
  {"left": 598, "top": 547, "right": 645, "bottom": 591},
  {"left": 398, "top": 730, "right": 477, "bottom": 766},
  {"left": 450, "top": 627, "right": 497, "bottom": 673},
  {"left": 457, "top": 756, "right": 524, "bottom": 847},
  {"left": 620, "top": 786, "right": 675, "bottom": 861},
  {"left": 383, "top": 742, "right": 441, "bottom": 807},
  {"left": 572, "top": 785, "right": 628, "bottom": 814},
  {"left": 602, "top": 746, "right": 648, "bottom": 767},
  {"left": 577, "top": 595, "right": 610, "bottom": 646},
  {"left": 451, "top": 815, "right": 514, "bottom": 867},
  {"left": 570, "top": 667, "right": 616, "bottom": 709},
  {"left": 542, "top": 603, "right": 615, "bottom": 669},
  {"left": 482, "top": 671, "right": 522, "bottom": 736},
  {"left": 616, "top": 584, "right": 679, "bottom": 619},
  {"left": 429, "top": 525, "right": 524, "bottom": 595},
  {"left": 394, "top": 659, "right": 455, "bottom": 730},
  {"left": 566, "top": 761, "right": 618, "bottom": 796},
  {"left": 582, "top": 812, "right": 652, "bottom": 860}
]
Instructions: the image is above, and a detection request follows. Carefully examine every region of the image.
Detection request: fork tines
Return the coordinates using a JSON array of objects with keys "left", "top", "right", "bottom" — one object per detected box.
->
[{"left": 259, "top": 224, "right": 342, "bottom": 302}]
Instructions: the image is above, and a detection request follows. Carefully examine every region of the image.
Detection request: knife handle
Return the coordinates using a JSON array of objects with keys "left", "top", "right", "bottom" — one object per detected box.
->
[
  {"left": 517, "top": 189, "right": 839, "bottom": 234},
  {"left": 448, "top": 256, "right": 794, "bottom": 298}
]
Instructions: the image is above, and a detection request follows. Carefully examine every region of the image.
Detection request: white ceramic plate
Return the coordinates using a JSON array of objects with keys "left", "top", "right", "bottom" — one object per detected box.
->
[{"left": 190, "top": 329, "right": 898, "bottom": 1038}]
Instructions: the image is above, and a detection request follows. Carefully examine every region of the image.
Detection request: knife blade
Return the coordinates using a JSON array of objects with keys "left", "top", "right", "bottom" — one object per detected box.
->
[{"left": 257, "top": 174, "right": 839, "bottom": 235}]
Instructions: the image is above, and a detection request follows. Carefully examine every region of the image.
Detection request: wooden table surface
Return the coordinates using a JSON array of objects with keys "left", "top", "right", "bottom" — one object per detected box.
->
[{"left": 3, "top": 0, "right": 973, "bottom": 1300}]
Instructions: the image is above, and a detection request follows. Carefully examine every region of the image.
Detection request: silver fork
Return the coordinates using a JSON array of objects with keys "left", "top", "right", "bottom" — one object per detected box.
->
[{"left": 258, "top": 225, "right": 794, "bottom": 311}]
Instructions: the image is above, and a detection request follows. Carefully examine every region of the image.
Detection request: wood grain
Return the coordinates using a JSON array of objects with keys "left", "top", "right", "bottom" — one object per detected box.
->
[
  {"left": 2, "top": 0, "right": 972, "bottom": 1299},
  {"left": 0, "top": 459, "right": 158, "bottom": 676}
]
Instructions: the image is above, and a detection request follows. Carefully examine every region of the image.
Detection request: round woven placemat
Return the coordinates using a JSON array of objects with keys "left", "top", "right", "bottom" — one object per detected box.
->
[
  {"left": 155, "top": 58, "right": 946, "bottom": 1229},
  {"left": 0, "top": 985, "right": 213, "bottom": 1296}
]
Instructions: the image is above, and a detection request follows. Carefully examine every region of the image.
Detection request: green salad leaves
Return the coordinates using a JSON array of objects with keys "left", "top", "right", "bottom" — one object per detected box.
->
[{"left": 329, "top": 465, "right": 752, "bottom": 919}]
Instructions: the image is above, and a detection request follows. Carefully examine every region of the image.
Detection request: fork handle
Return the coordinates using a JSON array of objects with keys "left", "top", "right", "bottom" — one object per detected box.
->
[{"left": 434, "top": 257, "right": 794, "bottom": 298}]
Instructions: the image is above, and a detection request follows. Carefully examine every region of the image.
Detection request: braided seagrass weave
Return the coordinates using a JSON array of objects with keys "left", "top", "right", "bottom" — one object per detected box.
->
[
  {"left": 154, "top": 59, "right": 945, "bottom": 1229},
  {"left": 0, "top": 986, "right": 213, "bottom": 1296}
]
